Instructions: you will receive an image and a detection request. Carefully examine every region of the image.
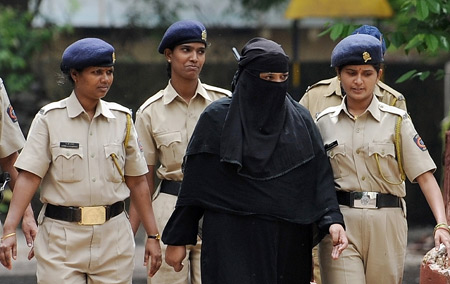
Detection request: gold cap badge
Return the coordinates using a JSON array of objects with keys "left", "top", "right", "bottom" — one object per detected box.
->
[
  {"left": 202, "top": 30, "right": 207, "bottom": 42},
  {"left": 362, "top": 51, "right": 371, "bottom": 63},
  {"left": 112, "top": 52, "right": 116, "bottom": 64}
]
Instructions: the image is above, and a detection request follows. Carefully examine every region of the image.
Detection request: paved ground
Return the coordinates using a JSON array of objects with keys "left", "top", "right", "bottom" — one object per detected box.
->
[{"left": 0, "top": 226, "right": 435, "bottom": 283}]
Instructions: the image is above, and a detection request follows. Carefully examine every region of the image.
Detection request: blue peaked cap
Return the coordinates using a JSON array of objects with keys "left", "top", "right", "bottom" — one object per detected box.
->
[
  {"left": 158, "top": 20, "right": 207, "bottom": 54},
  {"left": 60, "top": 38, "right": 115, "bottom": 73},
  {"left": 351, "top": 25, "right": 387, "bottom": 55},
  {"left": 331, "top": 34, "right": 384, "bottom": 67}
]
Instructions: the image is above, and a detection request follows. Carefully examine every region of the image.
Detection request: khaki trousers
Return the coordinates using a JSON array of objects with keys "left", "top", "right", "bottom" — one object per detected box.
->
[
  {"left": 319, "top": 206, "right": 407, "bottom": 284},
  {"left": 35, "top": 212, "right": 135, "bottom": 284},
  {"left": 148, "top": 193, "right": 202, "bottom": 284}
]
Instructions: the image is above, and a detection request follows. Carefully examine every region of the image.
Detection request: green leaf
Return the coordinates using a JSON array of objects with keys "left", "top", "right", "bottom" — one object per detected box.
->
[
  {"left": 330, "top": 23, "right": 344, "bottom": 41},
  {"left": 440, "top": 36, "right": 450, "bottom": 51},
  {"left": 395, "top": 70, "right": 418, "bottom": 83},
  {"left": 318, "top": 26, "right": 333, "bottom": 38},
  {"left": 419, "top": 71, "right": 431, "bottom": 80},
  {"left": 434, "top": 69, "right": 445, "bottom": 80},
  {"left": 424, "top": 34, "right": 439, "bottom": 52},
  {"left": 416, "top": 0, "right": 430, "bottom": 20},
  {"left": 425, "top": 0, "right": 440, "bottom": 14},
  {"left": 404, "top": 34, "right": 424, "bottom": 50}
]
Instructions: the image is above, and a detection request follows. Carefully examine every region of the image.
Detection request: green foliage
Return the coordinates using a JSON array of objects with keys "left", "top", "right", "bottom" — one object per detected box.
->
[
  {"left": 0, "top": 5, "right": 54, "bottom": 94},
  {"left": 320, "top": 0, "right": 450, "bottom": 84},
  {"left": 321, "top": 0, "right": 450, "bottom": 56}
]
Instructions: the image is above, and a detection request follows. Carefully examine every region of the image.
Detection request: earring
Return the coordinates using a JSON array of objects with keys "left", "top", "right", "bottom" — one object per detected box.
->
[
  {"left": 337, "top": 76, "right": 341, "bottom": 81},
  {"left": 168, "top": 60, "right": 171, "bottom": 63}
]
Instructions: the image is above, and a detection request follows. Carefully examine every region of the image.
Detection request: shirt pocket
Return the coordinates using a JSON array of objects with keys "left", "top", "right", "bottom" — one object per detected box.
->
[
  {"left": 368, "top": 142, "right": 397, "bottom": 178},
  {"left": 51, "top": 146, "right": 84, "bottom": 183},
  {"left": 104, "top": 143, "right": 125, "bottom": 183},
  {"left": 153, "top": 131, "right": 183, "bottom": 167},
  {"left": 327, "top": 144, "right": 349, "bottom": 178}
]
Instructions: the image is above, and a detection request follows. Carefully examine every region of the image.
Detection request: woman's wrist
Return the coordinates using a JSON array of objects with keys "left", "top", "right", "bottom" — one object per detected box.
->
[{"left": 433, "top": 223, "right": 450, "bottom": 236}]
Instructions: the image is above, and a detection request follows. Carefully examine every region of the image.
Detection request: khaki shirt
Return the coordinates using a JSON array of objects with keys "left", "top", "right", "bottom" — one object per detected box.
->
[
  {"left": 300, "top": 76, "right": 407, "bottom": 119},
  {"left": 15, "top": 92, "right": 147, "bottom": 206},
  {"left": 0, "top": 78, "right": 25, "bottom": 158},
  {"left": 135, "top": 79, "right": 231, "bottom": 181},
  {"left": 315, "top": 96, "right": 435, "bottom": 197}
]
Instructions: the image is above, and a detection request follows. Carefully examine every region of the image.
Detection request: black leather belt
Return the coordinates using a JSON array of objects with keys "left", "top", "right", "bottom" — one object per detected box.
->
[
  {"left": 160, "top": 180, "right": 181, "bottom": 196},
  {"left": 337, "top": 191, "right": 401, "bottom": 209},
  {"left": 45, "top": 201, "right": 124, "bottom": 225}
]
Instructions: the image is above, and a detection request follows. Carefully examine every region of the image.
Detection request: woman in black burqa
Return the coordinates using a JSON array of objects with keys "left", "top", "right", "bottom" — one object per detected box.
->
[{"left": 162, "top": 37, "right": 347, "bottom": 284}]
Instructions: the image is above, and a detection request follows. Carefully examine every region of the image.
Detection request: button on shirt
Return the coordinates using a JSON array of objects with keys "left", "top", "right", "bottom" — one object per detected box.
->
[
  {"left": 15, "top": 92, "right": 148, "bottom": 206},
  {"left": 315, "top": 96, "right": 435, "bottom": 197},
  {"left": 136, "top": 79, "right": 231, "bottom": 182},
  {"left": 0, "top": 78, "right": 25, "bottom": 157}
]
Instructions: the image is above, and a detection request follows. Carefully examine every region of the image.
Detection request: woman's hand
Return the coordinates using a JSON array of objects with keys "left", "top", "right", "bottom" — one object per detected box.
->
[
  {"left": 165, "top": 245, "right": 186, "bottom": 272},
  {"left": 144, "top": 238, "right": 162, "bottom": 277},
  {"left": 0, "top": 232, "right": 17, "bottom": 270},
  {"left": 329, "top": 224, "right": 348, "bottom": 260},
  {"left": 433, "top": 226, "right": 450, "bottom": 258}
]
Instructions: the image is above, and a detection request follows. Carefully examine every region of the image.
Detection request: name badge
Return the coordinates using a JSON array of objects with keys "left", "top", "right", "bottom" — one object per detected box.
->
[
  {"left": 324, "top": 140, "right": 338, "bottom": 151},
  {"left": 60, "top": 142, "right": 79, "bottom": 149}
]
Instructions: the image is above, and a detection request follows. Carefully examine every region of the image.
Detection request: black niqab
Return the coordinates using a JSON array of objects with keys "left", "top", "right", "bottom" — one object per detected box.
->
[{"left": 220, "top": 37, "right": 311, "bottom": 180}]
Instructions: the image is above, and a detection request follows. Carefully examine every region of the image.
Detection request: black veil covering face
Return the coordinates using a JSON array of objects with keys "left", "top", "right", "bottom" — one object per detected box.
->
[
  {"left": 220, "top": 37, "right": 312, "bottom": 180},
  {"left": 173, "top": 37, "right": 342, "bottom": 226}
]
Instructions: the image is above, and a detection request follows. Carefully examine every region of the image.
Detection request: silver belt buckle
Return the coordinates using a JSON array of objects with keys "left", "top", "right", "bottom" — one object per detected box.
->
[{"left": 353, "top": 192, "right": 378, "bottom": 209}]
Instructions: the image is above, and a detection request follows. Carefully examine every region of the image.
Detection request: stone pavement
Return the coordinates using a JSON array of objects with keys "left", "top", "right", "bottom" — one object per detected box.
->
[{"left": 0, "top": 226, "right": 434, "bottom": 283}]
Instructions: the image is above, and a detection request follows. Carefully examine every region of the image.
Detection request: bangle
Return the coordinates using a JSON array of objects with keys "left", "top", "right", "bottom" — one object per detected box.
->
[
  {"left": 148, "top": 233, "right": 161, "bottom": 240},
  {"left": 1, "top": 232, "right": 16, "bottom": 241},
  {"left": 433, "top": 223, "right": 450, "bottom": 236}
]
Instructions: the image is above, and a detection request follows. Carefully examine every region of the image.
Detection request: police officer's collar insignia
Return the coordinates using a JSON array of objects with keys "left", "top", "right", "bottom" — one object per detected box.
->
[
  {"left": 363, "top": 51, "right": 372, "bottom": 63},
  {"left": 112, "top": 52, "right": 116, "bottom": 64},
  {"left": 202, "top": 30, "right": 207, "bottom": 42}
]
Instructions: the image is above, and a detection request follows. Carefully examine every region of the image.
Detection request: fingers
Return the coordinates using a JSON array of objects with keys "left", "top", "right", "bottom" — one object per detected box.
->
[
  {"left": 148, "top": 254, "right": 162, "bottom": 277},
  {"left": 172, "top": 262, "right": 184, "bottom": 272},
  {"left": 28, "top": 247, "right": 35, "bottom": 260},
  {"left": 0, "top": 245, "right": 12, "bottom": 270},
  {"left": 145, "top": 239, "right": 162, "bottom": 278}
]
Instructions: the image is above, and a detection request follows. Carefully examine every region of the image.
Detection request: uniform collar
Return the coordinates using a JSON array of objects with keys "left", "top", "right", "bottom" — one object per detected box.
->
[
  {"left": 332, "top": 95, "right": 381, "bottom": 122},
  {"left": 163, "top": 79, "right": 212, "bottom": 104},
  {"left": 67, "top": 91, "right": 115, "bottom": 119}
]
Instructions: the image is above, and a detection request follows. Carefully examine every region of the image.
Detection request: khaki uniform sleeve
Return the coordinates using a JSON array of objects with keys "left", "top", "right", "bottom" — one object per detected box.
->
[
  {"left": 400, "top": 117, "right": 436, "bottom": 182},
  {"left": 15, "top": 112, "right": 50, "bottom": 178},
  {"left": 0, "top": 79, "right": 25, "bottom": 158},
  {"left": 124, "top": 119, "right": 148, "bottom": 177},
  {"left": 135, "top": 108, "right": 157, "bottom": 166}
]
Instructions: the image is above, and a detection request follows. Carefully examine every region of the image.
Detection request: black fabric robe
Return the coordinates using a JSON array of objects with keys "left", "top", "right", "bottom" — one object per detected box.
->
[{"left": 162, "top": 97, "right": 344, "bottom": 284}]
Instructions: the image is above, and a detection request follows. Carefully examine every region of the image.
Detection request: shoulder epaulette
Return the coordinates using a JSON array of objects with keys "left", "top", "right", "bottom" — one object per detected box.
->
[
  {"left": 137, "top": 92, "right": 164, "bottom": 113},
  {"left": 379, "top": 103, "right": 408, "bottom": 119},
  {"left": 315, "top": 106, "right": 338, "bottom": 121},
  {"left": 39, "top": 100, "right": 66, "bottom": 115},
  {"left": 107, "top": 101, "right": 132, "bottom": 115},
  {"left": 377, "top": 81, "right": 405, "bottom": 101},
  {"left": 202, "top": 84, "right": 232, "bottom": 97},
  {"left": 305, "top": 78, "right": 334, "bottom": 92}
]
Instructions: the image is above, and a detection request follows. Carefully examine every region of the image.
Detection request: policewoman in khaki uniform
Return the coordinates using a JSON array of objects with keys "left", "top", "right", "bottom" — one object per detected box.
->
[
  {"left": 0, "top": 38, "right": 162, "bottom": 283},
  {"left": 315, "top": 33, "right": 450, "bottom": 284},
  {"left": 130, "top": 20, "right": 231, "bottom": 284},
  {"left": 301, "top": 25, "right": 407, "bottom": 284},
  {"left": 0, "top": 78, "right": 37, "bottom": 252},
  {"left": 300, "top": 25, "right": 406, "bottom": 120}
]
